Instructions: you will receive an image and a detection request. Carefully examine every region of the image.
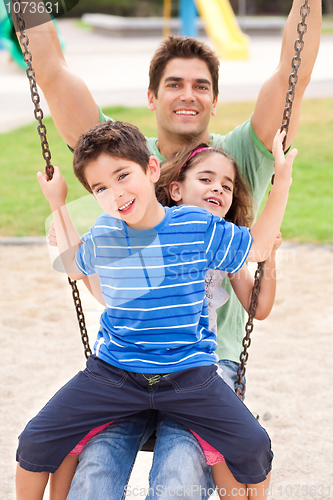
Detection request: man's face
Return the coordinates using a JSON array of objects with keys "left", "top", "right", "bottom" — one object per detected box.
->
[{"left": 148, "top": 58, "right": 218, "bottom": 143}]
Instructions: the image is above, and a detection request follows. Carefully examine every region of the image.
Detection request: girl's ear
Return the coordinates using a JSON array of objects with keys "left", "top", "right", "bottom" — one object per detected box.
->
[
  {"left": 148, "top": 156, "right": 160, "bottom": 182},
  {"left": 169, "top": 181, "right": 182, "bottom": 202}
]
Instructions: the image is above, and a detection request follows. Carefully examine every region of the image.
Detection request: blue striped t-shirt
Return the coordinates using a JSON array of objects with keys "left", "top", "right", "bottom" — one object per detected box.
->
[{"left": 75, "top": 205, "right": 252, "bottom": 373}]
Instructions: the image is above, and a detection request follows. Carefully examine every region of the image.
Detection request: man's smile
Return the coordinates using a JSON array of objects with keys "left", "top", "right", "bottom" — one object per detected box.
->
[{"left": 174, "top": 110, "right": 199, "bottom": 116}]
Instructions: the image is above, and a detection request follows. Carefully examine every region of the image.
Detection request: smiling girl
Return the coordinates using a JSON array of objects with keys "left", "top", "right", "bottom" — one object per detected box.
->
[{"left": 155, "top": 141, "right": 282, "bottom": 499}]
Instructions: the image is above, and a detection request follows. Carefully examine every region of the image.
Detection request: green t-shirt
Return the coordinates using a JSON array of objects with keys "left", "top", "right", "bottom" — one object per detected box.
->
[{"left": 99, "top": 107, "right": 274, "bottom": 363}]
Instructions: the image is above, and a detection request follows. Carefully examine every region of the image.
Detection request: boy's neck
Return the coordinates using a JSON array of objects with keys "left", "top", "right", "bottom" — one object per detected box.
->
[{"left": 126, "top": 199, "right": 166, "bottom": 231}]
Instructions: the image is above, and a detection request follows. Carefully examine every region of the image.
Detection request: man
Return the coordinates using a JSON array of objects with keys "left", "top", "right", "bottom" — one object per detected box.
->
[{"left": 14, "top": 2, "right": 321, "bottom": 499}]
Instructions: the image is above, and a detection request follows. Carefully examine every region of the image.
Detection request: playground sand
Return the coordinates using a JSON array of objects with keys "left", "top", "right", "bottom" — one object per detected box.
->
[{"left": 0, "top": 242, "right": 332, "bottom": 499}]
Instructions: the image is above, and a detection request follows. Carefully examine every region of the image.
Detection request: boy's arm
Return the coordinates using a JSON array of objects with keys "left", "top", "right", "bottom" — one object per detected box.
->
[
  {"left": 252, "top": 0, "right": 322, "bottom": 152},
  {"left": 247, "top": 130, "right": 297, "bottom": 263},
  {"left": 48, "top": 221, "right": 106, "bottom": 305},
  {"left": 229, "top": 234, "right": 282, "bottom": 320},
  {"left": 12, "top": 3, "right": 99, "bottom": 149},
  {"left": 37, "top": 166, "right": 86, "bottom": 280}
]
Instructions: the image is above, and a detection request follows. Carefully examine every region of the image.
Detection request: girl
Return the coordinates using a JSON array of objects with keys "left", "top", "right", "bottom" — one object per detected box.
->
[
  {"left": 47, "top": 139, "right": 283, "bottom": 500},
  {"left": 155, "top": 142, "right": 282, "bottom": 499}
]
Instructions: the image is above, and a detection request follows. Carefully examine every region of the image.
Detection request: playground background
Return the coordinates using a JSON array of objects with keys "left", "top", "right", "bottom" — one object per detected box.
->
[{"left": 0, "top": 9, "right": 333, "bottom": 500}]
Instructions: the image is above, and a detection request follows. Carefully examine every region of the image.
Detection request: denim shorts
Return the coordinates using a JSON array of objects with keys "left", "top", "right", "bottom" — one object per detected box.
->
[
  {"left": 17, "top": 355, "right": 272, "bottom": 484},
  {"left": 217, "top": 359, "right": 246, "bottom": 400}
]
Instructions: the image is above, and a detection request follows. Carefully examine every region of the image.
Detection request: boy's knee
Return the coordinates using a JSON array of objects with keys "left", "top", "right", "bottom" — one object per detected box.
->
[
  {"left": 17, "top": 423, "right": 35, "bottom": 455},
  {"left": 228, "top": 423, "right": 272, "bottom": 467},
  {"left": 243, "top": 424, "right": 272, "bottom": 462},
  {"left": 16, "top": 421, "right": 54, "bottom": 472}
]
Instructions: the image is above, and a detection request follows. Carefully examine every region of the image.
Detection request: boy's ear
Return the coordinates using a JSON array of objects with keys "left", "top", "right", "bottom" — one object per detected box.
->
[
  {"left": 147, "top": 90, "right": 155, "bottom": 112},
  {"left": 148, "top": 156, "right": 160, "bottom": 182},
  {"left": 169, "top": 181, "right": 182, "bottom": 202}
]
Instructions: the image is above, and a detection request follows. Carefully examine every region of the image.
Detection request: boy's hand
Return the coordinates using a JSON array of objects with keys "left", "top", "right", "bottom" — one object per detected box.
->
[
  {"left": 48, "top": 221, "right": 57, "bottom": 247},
  {"left": 272, "top": 129, "right": 298, "bottom": 188},
  {"left": 37, "top": 166, "right": 68, "bottom": 212}
]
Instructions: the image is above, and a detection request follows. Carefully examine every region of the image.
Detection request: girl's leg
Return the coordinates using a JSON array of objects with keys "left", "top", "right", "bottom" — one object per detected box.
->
[
  {"left": 247, "top": 473, "right": 271, "bottom": 499},
  {"left": 16, "top": 464, "right": 49, "bottom": 500},
  {"left": 157, "top": 366, "right": 273, "bottom": 485},
  {"left": 212, "top": 462, "right": 246, "bottom": 499},
  {"left": 212, "top": 462, "right": 271, "bottom": 500},
  {"left": 49, "top": 421, "right": 113, "bottom": 499},
  {"left": 49, "top": 455, "right": 79, "bottom": 500}
]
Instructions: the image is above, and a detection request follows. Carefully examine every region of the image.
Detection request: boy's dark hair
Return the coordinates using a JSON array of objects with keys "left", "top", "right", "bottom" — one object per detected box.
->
[
  {"left": 73, "top": 121, "right": 150, "bottom": 193},
  {"left": 149, "top": 36, "right": 220, "bottom": 100}
]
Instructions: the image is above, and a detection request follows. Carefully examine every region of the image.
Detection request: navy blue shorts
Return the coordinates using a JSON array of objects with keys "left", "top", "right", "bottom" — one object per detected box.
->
[{"left": 17, "top": 356, "right": 273, "bottom": 484}]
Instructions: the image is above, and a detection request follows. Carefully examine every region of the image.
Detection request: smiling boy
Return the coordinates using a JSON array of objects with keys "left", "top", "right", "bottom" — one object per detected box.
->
[{"left": 16, "top": 120, "right": 298, "bottom": 500}]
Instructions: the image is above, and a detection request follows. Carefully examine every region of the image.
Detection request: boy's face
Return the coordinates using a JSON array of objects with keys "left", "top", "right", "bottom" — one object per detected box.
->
[
  {"left": 84, "top": 153, "right": 163, "bottom": 229},
  {"left": 148, "top": 58, "right": 218, "bottom": 142}
]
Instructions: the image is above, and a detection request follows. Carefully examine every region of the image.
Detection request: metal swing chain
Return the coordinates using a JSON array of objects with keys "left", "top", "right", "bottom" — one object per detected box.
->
[
  {"left": 13, "top": 1, "right": 53, "bottom": 180},
  {"left": 235, "top": 0, "right": 310, "bottom": 400},
  {"left": 12, "top": 0, "right": 92, "bottom": 359}
]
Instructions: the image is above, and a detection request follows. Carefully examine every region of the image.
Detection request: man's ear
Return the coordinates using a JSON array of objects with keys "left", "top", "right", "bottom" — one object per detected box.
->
[
  {"left": 147, "top": 90, "right": 156, "bottom": 112},
  {"left": 148, "top": 156, "right": 160, "bottom": 182},
  {"left": 169, "top": 181, "right": 182, "bottom": 202},
  {"left": 211, "top": 96, "right": 218, "bottom": 117}
]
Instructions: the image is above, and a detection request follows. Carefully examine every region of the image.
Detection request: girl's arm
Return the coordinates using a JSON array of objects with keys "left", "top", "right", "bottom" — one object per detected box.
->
[
  {"left": 37, "top": 166, "right": 86, "bottom": 280},
  {"left": 229, "top": 233, "right": 282, "bottom": 320},
  {"left": 247, "top": 129, "right": 297, "bottom": 263}
]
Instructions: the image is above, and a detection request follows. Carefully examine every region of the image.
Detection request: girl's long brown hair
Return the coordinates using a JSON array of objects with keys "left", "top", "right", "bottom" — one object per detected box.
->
[{"left": 155, "top": 143, "right": 255, "bottom": 227}]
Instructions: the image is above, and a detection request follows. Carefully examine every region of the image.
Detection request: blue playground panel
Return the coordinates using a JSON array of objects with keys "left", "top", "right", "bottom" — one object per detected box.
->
[{"left": 179, "top": 0, "right": 198, "bottom": 37}]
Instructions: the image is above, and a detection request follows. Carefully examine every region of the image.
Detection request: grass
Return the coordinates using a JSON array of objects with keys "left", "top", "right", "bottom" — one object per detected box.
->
[
  {"left": 0, "top": 99, "right": 332, "bottom": 243},
  {"left": 322, "top": 15, "right": 333, "bottom": 34}
]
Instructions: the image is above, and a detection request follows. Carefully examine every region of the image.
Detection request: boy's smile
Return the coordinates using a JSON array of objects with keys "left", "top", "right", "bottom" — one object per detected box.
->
[{"left": 85, "top": 153, "right": 165, "bottom": 229}]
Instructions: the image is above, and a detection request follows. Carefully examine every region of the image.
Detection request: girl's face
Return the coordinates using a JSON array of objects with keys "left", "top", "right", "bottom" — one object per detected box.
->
[{"left": 169, "top": 152, "right": 235, "bottom": 218}]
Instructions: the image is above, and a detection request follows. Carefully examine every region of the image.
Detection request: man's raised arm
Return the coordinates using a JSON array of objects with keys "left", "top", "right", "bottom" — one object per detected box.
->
[
  {"left": 252, "top": 0, "right": 322, "bottom": 152},
  {"left": 12, "top": 2, "right": 99, "bottom": 149}
]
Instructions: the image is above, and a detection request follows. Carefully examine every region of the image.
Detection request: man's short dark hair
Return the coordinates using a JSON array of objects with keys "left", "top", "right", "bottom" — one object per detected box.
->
[
  {"left": 149, "top": 36, "right": 220, "bottom": 100},
  {"left": 73, "top": 121, "right": 150, "bottom": 192}
]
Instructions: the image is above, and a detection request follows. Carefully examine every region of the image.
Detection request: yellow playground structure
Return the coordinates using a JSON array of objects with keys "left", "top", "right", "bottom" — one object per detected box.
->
[{"left": 164, "top": 0, "right": 249, "bottom": 60}]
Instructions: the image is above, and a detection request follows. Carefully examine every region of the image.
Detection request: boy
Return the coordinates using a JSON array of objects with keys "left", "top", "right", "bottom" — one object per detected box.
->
[{"left": 16, "top": 120, "right": 297, "bottom": 499}]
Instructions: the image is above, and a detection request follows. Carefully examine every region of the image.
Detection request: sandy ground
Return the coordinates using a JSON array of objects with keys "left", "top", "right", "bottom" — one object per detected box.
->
[{"left": 0, "top": 241, "right": 332, "bottom": 499}]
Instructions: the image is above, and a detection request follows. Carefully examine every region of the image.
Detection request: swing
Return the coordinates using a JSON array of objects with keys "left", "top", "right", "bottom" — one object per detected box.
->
[
  {"left": 12, "top": 0, "right": 310, "bottom": 451},
  {"left": 12, "top": 1, "right": 92, "bottom": 359}
]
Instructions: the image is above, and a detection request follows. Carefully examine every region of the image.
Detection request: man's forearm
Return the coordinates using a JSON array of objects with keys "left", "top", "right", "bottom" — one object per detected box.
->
[
  {"left": 11, "top": 2, "right": 65, "bottom": 86},
  {"left": 252, "top": 0, "right": 322, "bottom": 151},
  {"left": 279, "top": 0, "right": 322, "bottom": 87},
  {"left": 11, "top": 0, "right": 99, "bottom": 147}
]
